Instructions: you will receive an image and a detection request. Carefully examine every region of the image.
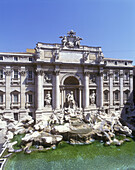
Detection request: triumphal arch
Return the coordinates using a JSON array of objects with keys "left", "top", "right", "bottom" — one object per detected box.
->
[{"left": 35, "top": 30, "right": 133, "bottom": 121}]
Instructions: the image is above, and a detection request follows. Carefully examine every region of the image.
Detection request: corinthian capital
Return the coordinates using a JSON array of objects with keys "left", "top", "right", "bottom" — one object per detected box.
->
[
  {"left": 54, "top": 70, "right": 60, "bottom": 75},
  {"left": 20, "top": 71, "right": 26, "bottom": 76},
  {"left": 5, "top": 70, "right": 11, "bottom": 76},
  {"left": 36, "top": 70, "right": 43, "bottom": 75},
  {"left": 84, "top": 71, "right": 89, "bottom": 76}
]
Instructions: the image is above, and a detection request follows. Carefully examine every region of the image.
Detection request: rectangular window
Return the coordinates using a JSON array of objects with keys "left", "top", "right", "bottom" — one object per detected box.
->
[
  {"left": 29, "top": 57, "right": 32, "bottom": 61},
  {"left": 14, "top": 94, "right": 18, "bottom": 103},
  {"left": 103, "top": 72, "right": 107, "bottom": 81},
  {"left": 28, "top": 71, "right": 32, "bottom": 79},
  {"left": 104, "top": 92, "right": 108, "bottom": 101},
  {"left": 14, "top": 70, "right": 18, "bottom": 79},
  {"left": 14, "top": 113, "right": 18, "bottom": 121},
  {"left": 114, "top": 72, "right": 119, "bottom": 81},
  {"left": 28, "top": 94, "right": 32, "bottom": 103},
  {"left": 28, "top": 112, "right": 33, "bottom": 117},
  {"left": 0, "top": 70, "right": 3, "bottom": 79},
  {"left": 125, "top": 92, "right": 129, "bottom": 100},
  {"left": 0, "top": 94, "right": 3, "bottom": 103},
  {"left": 125, "top": 73, "right": 129, "bottom": 81},
  {"left": 0, "top": 56, "right": 3, "bottom": 60},
  {"left": 14, "top": 56, "right": 18, "bottom": 61},
  {"left": 114, "top": 92, "right": 119, "bottom": 101}
]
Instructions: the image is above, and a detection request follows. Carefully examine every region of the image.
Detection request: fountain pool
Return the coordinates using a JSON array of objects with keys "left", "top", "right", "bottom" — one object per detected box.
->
[{"left": 4, "top": 138, "right": 135, "bottom": 170}]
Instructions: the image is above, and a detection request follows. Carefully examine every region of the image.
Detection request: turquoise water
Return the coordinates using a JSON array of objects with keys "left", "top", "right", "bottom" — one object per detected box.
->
[{"left": 4, "top": 140, "right": 135, "bottom": 170}]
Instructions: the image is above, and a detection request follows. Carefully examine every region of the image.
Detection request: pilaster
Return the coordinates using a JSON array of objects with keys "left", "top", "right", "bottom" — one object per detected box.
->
[
  {"left": 99, "top": 71, "right": 103, "bottom": 108},
  {"left": 120, "top": 70, "right": 124, "bottom": 107},
  {"left": 83, "top": 71, "right": 89, "bottom": 109},
  {"left": 36, "top": 69, "right": 43, "bottom": 110},
  {"left": 20, "top": 69, "right": 26, "bottom": 110},
  {"left": 54, "top": 69, "right": 60, "bottom": 110},
  {"left": 109, "top": 70, "right": 113, "bottom": 107},
  {"left": 129, "top": 70, "right": 133, "bottom": 102},
  {"left": 5, "top": 68, "right": 11, "bottom": 110},
  {"left": 79, "top": 87, "right": 82, "bottom": 109}
]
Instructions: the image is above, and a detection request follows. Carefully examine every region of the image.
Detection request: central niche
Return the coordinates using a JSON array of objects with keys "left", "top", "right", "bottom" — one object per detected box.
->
[
  {"left": 63, "top": 76, "right": 79, "bottom": 107},
  {"left": 64, "top": 76, "right": 79, "bottom": 85}
]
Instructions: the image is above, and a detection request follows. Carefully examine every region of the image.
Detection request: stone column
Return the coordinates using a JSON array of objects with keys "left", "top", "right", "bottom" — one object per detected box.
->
[
  {"left": 99, "top": 72, "right": 103, "bottom": 108},
  {"left": 129, "top": 70, "right": 133, "bottom": 102},
  {"left": 36, "top": 70, "right": 43, "bottom": 110},
  {"left": 54, "top": 70, "right": 60, "bottom": 110},
  {"left": 20, "top": 70, "right": 26, "bottom": 110},
  {"left": 109, "top": 70, "right": 113, "bottom": 107},
  {"left": 84, "top": 71, "right": 89, "bottom": 109},
  {"left": 79, "top": 88, "right": 82, "bottom": 109},
  {"left": 120, "top": 70, "right": 124, "bottom": 107},
  {"left": 5, "top": 69, "right": 11, "bottom": 110},
  {"left": 61, "top": 88, "right": 64, "bottom": 109}
]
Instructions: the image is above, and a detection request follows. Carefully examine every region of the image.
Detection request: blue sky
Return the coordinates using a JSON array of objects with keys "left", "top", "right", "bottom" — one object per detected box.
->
[{"left": 0, "top": 0, "right": 135, "bottom": 64}]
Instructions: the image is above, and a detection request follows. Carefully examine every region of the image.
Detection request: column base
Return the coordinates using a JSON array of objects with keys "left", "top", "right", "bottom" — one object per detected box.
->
[
  {"left": 109, "top": 106, "right": 114, "bottom": 114},
  {"left": 19, "top": 110, "right": 27, "bottom": 119},
  {"left": 35, "top": 109, "right": 43, "bottom": 122}
]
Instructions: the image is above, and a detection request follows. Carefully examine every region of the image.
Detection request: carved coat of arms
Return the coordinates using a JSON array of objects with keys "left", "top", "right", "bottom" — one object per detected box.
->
[{"left": 60, "top": 30, "right": 82, "bottom": 48}]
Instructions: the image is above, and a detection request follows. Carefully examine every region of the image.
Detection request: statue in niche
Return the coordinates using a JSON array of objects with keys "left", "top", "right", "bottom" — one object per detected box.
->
[
  {"left": 66, "top": 91, "right": 75, "bottom": 109},
  {"left": 90, "top": 90, "right": 96, "bottom": 105},
  {"left": 45, "top": 91, "right": 51, "bottom": 105},
  {"left": 44, "top": 74, "right": 52, "bottom": 83},
  {"left": 64, "top": 91, "right": 77, "bottom": 117}
]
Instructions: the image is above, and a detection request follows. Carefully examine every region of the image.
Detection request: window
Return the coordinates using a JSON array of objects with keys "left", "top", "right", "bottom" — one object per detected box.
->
[
  {"left": 105, "top": 109, "right": 108, "bottom": 114},
  {"left": 124, "top": 72, "right": 129, "bottom": 81},
  {"left": 14, "top": 56, "right": 18, "bottom": 61},
  {"left": 115, "top": 61, "right": 117, "bottom": 65},
  {"left": 14, "top": 113, "right": 18, "bottom": 121},
  {"left": 103, "top": 72, "right": 107, "bottom": 81},
  {"left": 14, "top": 94, "right": 18, "bottom": 103},
  {"left": 0, "top": 94, "right": 3, "bottom": 103},
  {"left": 114, "top": 72, "right": 119, "bottom": 81},
  {"left": 125, "top": 62, "right": 127, "bottom": 65},
  {"left": 124, "top": 91, "right": 129, "bottom": 100},
  {"left": 0, "top": 56, "right": 3, "bottom": 60},
  {"left": 0, "top": 70, "right": 3, "bottom": 79},
  {"left": 28, "top": 112, "right": 33, "bottom": 117},
  {"left": 28, "top": 94, "right": 32, "bottom": 103},
  {"left": 114, "top": 92, "right": 119, "bottom": 101},
  {"left": 14, "top": 70, "right": 18, "bottom": 79},
  {"left": 29, "top": 57, "right": 32, "bottom": 61},
  {"left": 104, "top": 61, "right": 107, "bottom": 65},
  {"left": 28, "top": 71, "right": 32, "bottom": 79},
  {"left": 104, "top": 91, "right": 108, "bottom": 101}
]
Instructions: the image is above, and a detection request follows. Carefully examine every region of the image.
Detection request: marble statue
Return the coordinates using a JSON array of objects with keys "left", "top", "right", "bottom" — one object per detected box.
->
[
  {"left": 45, "top": 92, "right": 51, "bottom": 105},
  {"left": 61, "top": 36, "right": 67, "bottom": 47},
  {"left": 90, "top": 90, "right": 96, "bottom": 105},
  {"left": 66, "top": 91, "right": 75, "bottom": 109},
  {"left": 60, "top": 30, "right": 82, "bottom": 48},
  {"left": 44, "top": 74, "right": 52, "bottom": 83}
]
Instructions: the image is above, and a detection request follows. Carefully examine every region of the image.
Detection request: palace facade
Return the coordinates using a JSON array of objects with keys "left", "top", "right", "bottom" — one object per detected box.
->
[{"left": 0, "top": 31, "right": 133, "bottom": 121}]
